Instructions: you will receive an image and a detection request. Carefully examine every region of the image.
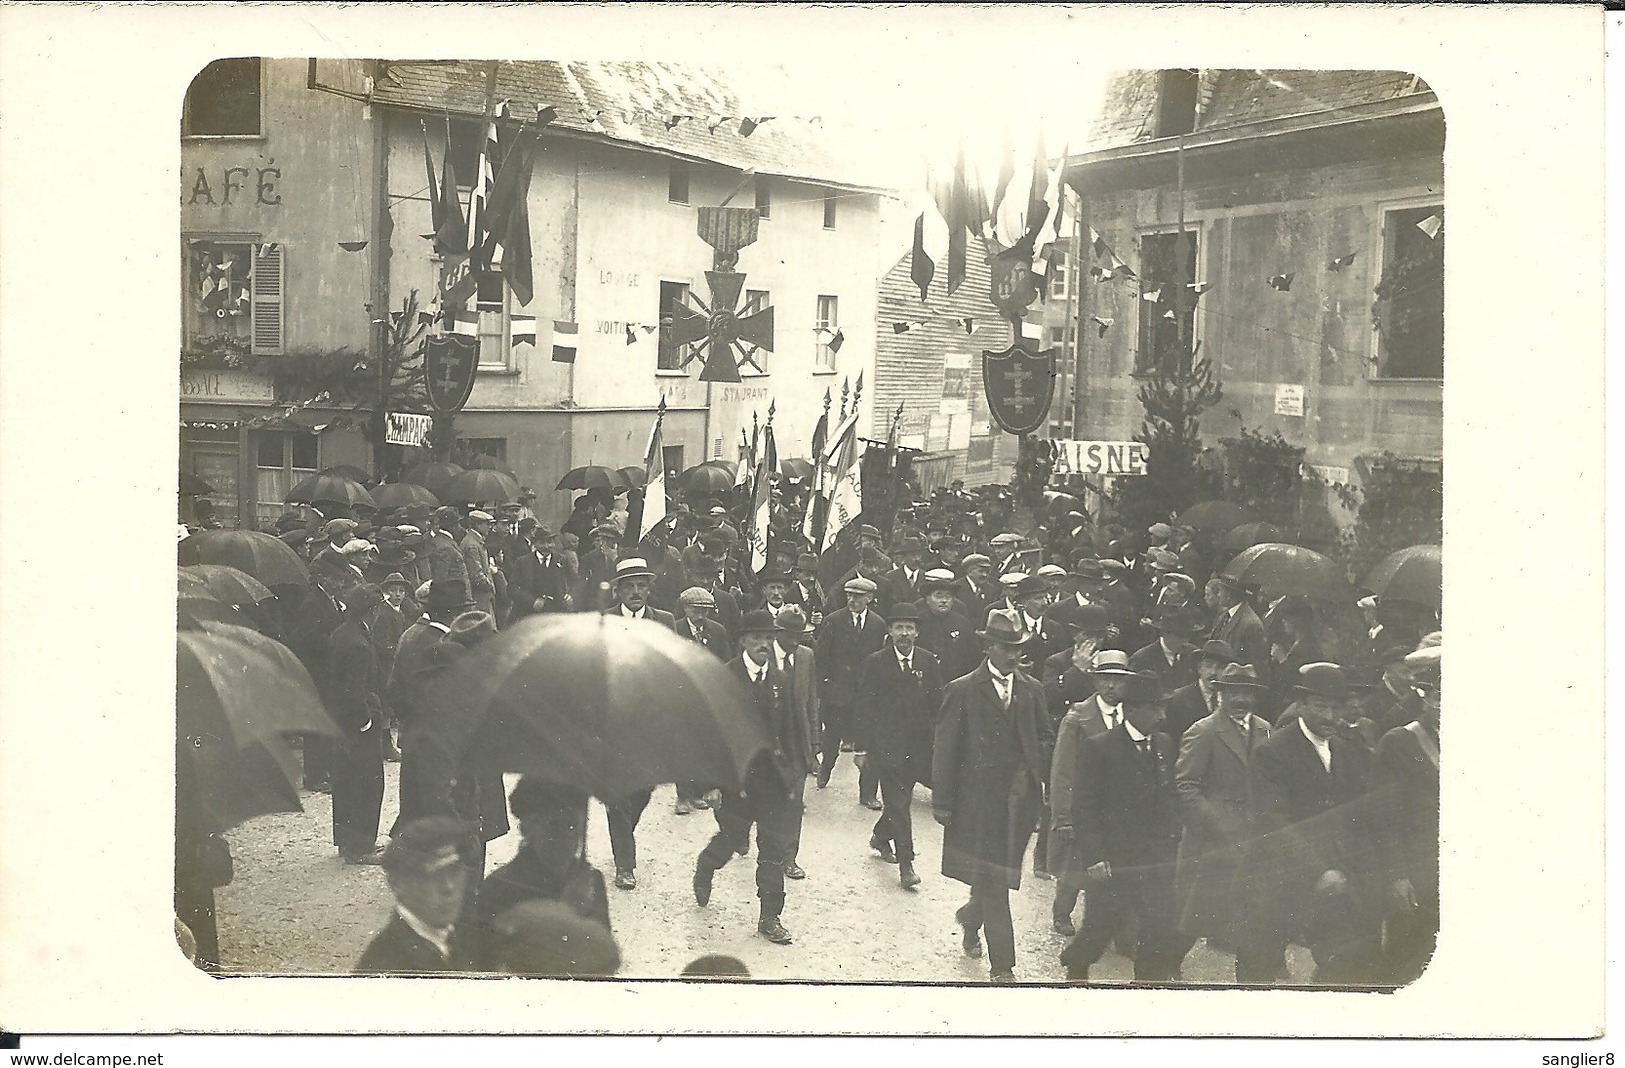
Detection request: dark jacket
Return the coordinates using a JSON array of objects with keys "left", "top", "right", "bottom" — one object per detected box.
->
[
  {"left": 1209, "top": 601, "right": 1269, "bottom": 675},
  {"left": 478, "top": 847, "right": 611, "bottom": 954},
  {"left": 354, "top": 912, "right": 476, "bottom": 975},
  {"left": 1173, "top": 708, "right": 1272, "bottom": 941},
  {"left": 675, "top": 615, "right": 732, "bottom": 660},
  {"left": 723, "top": 653, "right": 799, "bottom": 804},
  {"left": 1367, "top": 721, "right": 1439, "bottom": 901},
  {"left": 1129, "top": 639, "right": 1198, "bottom": 691},
  {"left": 853, "top": 646, "right": 944, "bottom": 774},
  {"left": 1072, "top": 725, "right": 1183, "bottom": 872},
  {"left": 325, "top": 616, "right": 381, "bottom": 737},
  {"left": 815, "top": 607, "right": 889, "bottom": 708},
  {"left": 602, "top": 603, "right": 677, "bottom": 630},
  {"left": 915, "top": 608, "right": 980, "bottom": 683},
  {"left": 1163, "top": 681, "right": 1215, "bottom": 745}
]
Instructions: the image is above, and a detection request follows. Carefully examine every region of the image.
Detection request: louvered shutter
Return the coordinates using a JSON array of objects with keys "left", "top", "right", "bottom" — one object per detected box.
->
[{"left": 251, "top": 243, "right": 285, "bottom": 355}]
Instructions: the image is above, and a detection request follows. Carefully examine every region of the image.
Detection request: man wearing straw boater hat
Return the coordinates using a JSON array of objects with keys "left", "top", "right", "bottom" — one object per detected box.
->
[{"left": 932, "top": 607, "right": 1049, "bottom": 983}]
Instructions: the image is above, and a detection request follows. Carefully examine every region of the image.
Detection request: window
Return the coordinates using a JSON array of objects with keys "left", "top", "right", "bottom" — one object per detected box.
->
[
  {"left": 1373, "top": 204, "right": 1444, "bottom": 379},
  {"left": 183, "top": 58, "right": 262, "bottom": 137},
  {"left": 740, "top": 289, "right": 770, "bottom": 375},
  {"left": 1135, "top": 228, "right": 1199, "bottom": 375},
  {"left": 184, "top": 236, "right": 284, "bottom": 356},
  {"left": 669, "top": 165, "right": 690, "bottom": 205},
  {"left": 661, "top": 444, "right": 686, "bottom": 484},
  {"left": 475, "top": 269, "right": 512, "bottom": 372},
  {"left": 254, "top": 430, "right": 318, "bottom": 527},
  {"left": 814, "top": 295, "right": 839, "bottom": 371},
  {"left": 1049, "top": 252, "right": 1071, "bottom": 299},
  {"left": 754, "top": 179, "right": 772, "bottom": 218},
  {"left": 1152, "top": 69, "right": 1199, "bottom": 138},
  {"left": 657, "top": 280, "right": 693, "bottom": 371},
  {"left": 455, "top": 438, "right": 508, "bottom": 464},
  {"left": 822, "top": 190, "right": 838, "bottom": 230}
]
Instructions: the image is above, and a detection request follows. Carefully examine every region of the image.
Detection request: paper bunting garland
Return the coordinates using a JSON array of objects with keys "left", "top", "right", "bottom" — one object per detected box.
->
[
  {"left": 1267, "top": 273, "right": 1294, "bottom": 292},
  {"left": 1186, "top": 282, "right": 1213, "bottom": 296},
  {"left": 1328, "top": 253, "right": 1357, "bottom": 271},
  {"left": 1415, "top": 214, "right": 1443, "bottom": 239},
  {"left": 1091, "top": 315, "right": 1114, "bottom": 337},
  {"left": 1141, "top": 287, "right": 1162, "bottom": 302},
  {"left": 338, "top": 240, "right": 369, "bottom": 253},
  {"left": 510, "top": 315, "right": 537, "bottom": 347},
  {"left": 551, "top": 320, "right": 577, "bottom": 363}
]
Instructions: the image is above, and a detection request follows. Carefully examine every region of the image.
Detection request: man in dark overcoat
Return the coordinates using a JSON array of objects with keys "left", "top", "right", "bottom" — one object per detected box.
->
[
  {"left": 326, "top": 582, "right": 388, "bottom": 864},
  {"left": 1163, "top": 639, "right": 1237, "bottom": 744},
  {"left": 916, "top": 571, "right": 980, "bottom": 683},
  {"left": 1173, "top": 662, "right": 1273, "bottom": 963},
  {"left": 931, "top": 607, "right": 1049, "bottom": 983},
  {"left": 1057, "top": 671, "right": 1194, "bottom": 982},
  {"left": 814, "top": 577, "right": 889, "bottom": 801},
  {"left": 1205, "top": 575, "right": 1269, "bottom": 676},
  {"left": 693, "top": 611, "right": 803, "bottom": 946},
  {"left": 853, "top": 603, "right": 944, "bottom": 890},
  {"left": 770, "top": 606, "right": 820, "bottom": 881},
  {"left": 426, "top": 507, "right": 469, "bottom": 587}
]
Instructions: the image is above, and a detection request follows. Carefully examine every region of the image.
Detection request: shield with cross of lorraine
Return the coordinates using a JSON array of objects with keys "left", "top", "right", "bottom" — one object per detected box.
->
[
  {"left": 425, "top": 334, "right": 480, "bottom": 413},
  {"left": 981, "top": 341, "right": 1057, "bottom": 435}
]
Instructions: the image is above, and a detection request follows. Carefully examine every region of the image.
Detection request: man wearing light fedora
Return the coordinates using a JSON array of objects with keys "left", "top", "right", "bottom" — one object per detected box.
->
[
  {"left": 599, "top": 558, "right": 675, "bottom": 890},
  {"left": 933, "top": 607, "right": 1049, "bottom": 982},
  {"left": 1173, "top": 662, "right": 1273, "bottom": 972}
]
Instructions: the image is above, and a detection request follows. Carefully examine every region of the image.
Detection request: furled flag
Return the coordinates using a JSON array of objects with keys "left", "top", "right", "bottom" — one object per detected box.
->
[
  {"left": 1028, "top": 141, "right": 1068, "bottom": 275},
  {"left": 1268, "top": 272, "right": 1295, "bottom": 292},
  {"left": 639, "top": 398, "right": 669, "bottom": 541},
  {"left": 1328, "top": 253, "right": 1357, "bottom": 271},
  {"left": 910, "top": 206, "right": 950, "bottom": 302},
  {"left": 551, "top": 320, "right": 578, "bottom": 363},
  {"left": 434, "top": 119, "right": 467, "bottom": 256},
  {"left": 821, "top": 404, "right": 863, "bottom": 553},
  {"left": 749, "top": 414, "right": 778, "bottom": 573},
  {"left": 1415, "top": 214, "right": 1443, "bottom": 239},
  {"left": 1091, "top": 315, "right": 1114, "bottom": 337},
  {"left": 827, "top": 328, "right": 845, "bottom": 355},
  {"left": 803, "top": 400, "right": 830, "bottom": 547},
  {"left": 481, "top": 104, "right": 556, "bottom": 307},
  {"left": 511, "top": 315, "right": 538, "bottom": 346},
  {"left": 989, "top": 133, "right": 1030, "bottom": 250},
  {"left": 421, "top": 119, "right": 442, "bottom": 235},
  {"left": 466, "top": 101, "right": 507, "bottom": 270}
]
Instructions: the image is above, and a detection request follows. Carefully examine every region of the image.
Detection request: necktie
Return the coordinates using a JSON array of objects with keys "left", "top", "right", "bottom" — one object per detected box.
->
[{"left": 901, "top": 656, "right": 911, "bottom": 673}]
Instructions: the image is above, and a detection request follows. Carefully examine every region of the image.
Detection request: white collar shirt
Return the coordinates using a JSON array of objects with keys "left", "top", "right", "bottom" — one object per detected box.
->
[
  {"left": 742, "top": 652, "right": 770, "bottom": 683},
  {"left": 988, "top": 663, "right": 1015, "bottom": 707},
  {"left": 619, "top": 603, "right": 648, "bottom": 620},
  {"left": 895, "top": 648, "right": 915, "bottom": 673},
  {"left": 1094, "top": 696, "right": 1123, "bottom": 731},
  {"left": 395, "top": 905, "right": 453, "bottom": 962},
  {"left": 1299, "top": 718, "right": 1333, "bottom": 772}
]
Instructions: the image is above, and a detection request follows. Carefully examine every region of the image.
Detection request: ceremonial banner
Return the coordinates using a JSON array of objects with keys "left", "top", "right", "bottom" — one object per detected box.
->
[
  {"left": 981, "top": 341, "right": 1056, "bottom": 435},
  {"left": 384, "top": 412, "right": 433, "bottom": 447},
  {"left": 1050, "top": 439, "right": 1150, "bottom": 477},
  {"left": 424, "top": 334, "right": 479, "bottom": 413}
]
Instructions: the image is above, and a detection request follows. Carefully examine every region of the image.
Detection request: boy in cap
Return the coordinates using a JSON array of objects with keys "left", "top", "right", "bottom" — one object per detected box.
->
[
  {"left": 814, "top": 576, "right": 889, "bottom": 798},
  {"left": 933, "top": 607, "right": 1049, "bottom": 982},
  {"left": 355, "top": 816, "right": 476, "bottom": 974}
]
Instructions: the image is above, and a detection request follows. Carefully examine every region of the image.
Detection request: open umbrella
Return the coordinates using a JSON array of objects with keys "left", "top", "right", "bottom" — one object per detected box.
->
[
  {"left": 1363, "top": 544, "right": 1441, "bottom": 609},
  {"left": 370, "top": 482, "right": 441, "bottom": 511},
  {"left": 616, "top": 466, "right": 648, "bottom": 490},
  {"left": 180, "top": 470, "right": 215, "bottom": 496},
  {"left": 466, "top": 454, "right": 514, "bottom": 474},
  {"left": 319, "top": 464, "right": 372, "bottom": 484},
  {"left": 400, "top": 461, "right": 466, "bottom": 498},
  {"left": 682, "top": 464, "right": 735, "bottom": 498},
  {"left": 556, "top": 466, "right": 626, "bottom": 492},
  {"left": 1220, "top": 521, "right": 1286, "bottom": 557},
  {"left": 1177, "top": 500, "right": 1258, "bottom": 534},
  {"left": 444, "top": 468, "right": 523, "bottom": 505},
  {"left": 1221, "top": 542, "right": 1352, "bottom": 601},
  {"left": 286, "top": 472, "right": 376, "bottom": 511},
  {"left": 179, "top": 564, "right": 274, "bottom": 608},
  {"left": 780, "top": 458, "right": 814, "bottom": 481},
  {"left": 178, "top": 529, "right": 310, "bottom": 588},
  {"left": 429, "top": 614, "right": 774, "bottom": 798},
  {"left": 177, "top": 621, "right": 341, "bottom": 829}
]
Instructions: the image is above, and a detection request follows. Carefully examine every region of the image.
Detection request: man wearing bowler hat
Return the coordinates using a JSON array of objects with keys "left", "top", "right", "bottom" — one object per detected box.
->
[
  {"left": 815, "top": 576, "right": 889, "bottom": 802},
  {"left": 1241, "top": 661, "right": 1378, "bottom": 984},
  {"left": 853, "top": 602, "right": 944, "bottom": 890},
  {"left": 599, "top": 558, "right": 675, "bottom": 890},
  {"left": 1173, "top": 662, "right": 1273, "bottom": 970},
  {"left": 693, "top": 610, "right": 802, "bottom": 945},
  {"left": 1058, "top": 671, "right": 1194, "bottom": 983},
  {"left": 1129, "top": 586, "right": 1204, "bottom": 691},
  {"left": 770, "top": 606, "right": 819, "bottom": 881},
  {"left": 933, "top": 607, "right": 1049, "bottom": 982}
]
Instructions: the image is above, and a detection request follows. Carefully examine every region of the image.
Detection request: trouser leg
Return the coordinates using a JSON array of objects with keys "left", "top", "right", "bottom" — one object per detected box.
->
[
  {"left": 878, "top": 764, "right": 916, "bottom": 862},
  {"left": 978, "top": 881, "right": 1017, "bottom": 974},
  {"left": 605, "top": 788, "right": 653, "bottom": 872},
  {"left": 819, "top": 703, "right": 850, "bottom": 779},
  {"left": 302, "top": 734, "right": 332, "bottom": 788},
  {"left": 1130, "top": 865, "right": 1194, "bottom": 982},
  {"left": 332, "top": 730, "right": 384, "bottom": 856},
  {"left": 699, "top": 795, "right": 750, "bottom": 872},
  {"left": 755, "top": 798, "right": 797, "bottom": 917},
  {"left": 1053, "top": 887, "right": 1081, "bottom": 924},
  {"left": 1061, "top": 877, "right": 1119, "bottom": 976},
  {"left": 1033, "top": 802, "right": 1051, "bottom": 870},
  {"left": 786, "top": 774, "right": 807, "bottom": 863},
  {"left": 858, "top": 759, "right": 879, "bottom": 805}
]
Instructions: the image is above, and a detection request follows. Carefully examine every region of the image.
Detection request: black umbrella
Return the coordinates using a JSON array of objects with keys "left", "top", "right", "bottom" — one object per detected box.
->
[
  {"left": 177, "top": 622, "right": 340, "bottom": 828},
  {"left": 180, "top": 470, "right": 215, "bottom": 496},
  {"left": 1220, "top": 521, "right": 1286, "bottom": 557},
  {"left": 1364, "top": 544, "right": 1441, "bottom": 610},
  {"left": 400, "top": 461, "right": 466, "bottom": 498},
  {"left": 429, "top": 615, "right": 774, "bottom": 798},
  {"left": 286, "top": 472, "right": 376, "bottom": 510},
  {"left": 617, "top": 465, "right": 648, "bottom": 490},
  {"left": 371, "top": 482, "right": 441, "bottom": 511},
  {"left": 178, "top": 530, "right": 310, "bottom": 588},
  {"left": 780, "top": 458, "right": 814, "bottom": 481},
  {"left": 557, "top": 466, "right": 627, "bottom": 492},
  {"left": 319, "top": 464, "right": 372, "bottom": 484},
  {"left": 444, "top": 468, "right": 523, "bottom": 505},
  {"left": 1221, "top": 542, "right": 1352, "bottom": 601},
  {"left": 682, "top": 464, "right": 735, "bottom": 498},
  {"left": 467, "top": 454, "right": 515, "bottom": 475}
]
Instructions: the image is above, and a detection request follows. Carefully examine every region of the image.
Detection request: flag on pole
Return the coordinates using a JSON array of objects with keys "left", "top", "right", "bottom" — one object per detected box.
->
[
  {"left": 821, "top": 407, "right": 863, "bottom": 552},
  {"left": 466, "top": 102, "right": 506, "bottom": 268},
  {"left": 803, "top": 404, "right": 829, "bottom": 547},
  {"left": 639, "top": 398, "right": 668, "bottom": 541},
  {"left": 749, "top": 417, "right": 777, "bottom": 573},
  {"left": 434, "top": 120, "right": 467, "bottom": 256},
  {"left": 421, "top": 120, "right": 442, "bottom": 235}
]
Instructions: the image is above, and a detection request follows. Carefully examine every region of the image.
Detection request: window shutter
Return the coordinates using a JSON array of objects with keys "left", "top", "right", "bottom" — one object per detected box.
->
[{"left": 251, "top": 243, "right": 285, "bottom": 355}]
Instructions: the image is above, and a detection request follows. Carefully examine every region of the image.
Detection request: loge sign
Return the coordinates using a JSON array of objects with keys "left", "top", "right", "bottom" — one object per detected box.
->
[{"left": 1051, "top": 439, "right": 1150, "bottom": 477}]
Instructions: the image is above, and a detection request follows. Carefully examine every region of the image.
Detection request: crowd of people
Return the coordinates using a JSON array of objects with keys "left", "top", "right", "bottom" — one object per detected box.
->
[{"left": 179, "top": 478, "right": 1441, "bottom": 987}]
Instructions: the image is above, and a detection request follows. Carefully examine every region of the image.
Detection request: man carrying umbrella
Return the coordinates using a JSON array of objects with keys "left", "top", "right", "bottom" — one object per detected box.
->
[
  {"left": 933, "top": 607, "right": 1050, "bottom": 982},
  {"left": 693, "top": 610, "right": 802, "bottom": 946},
  {"left": 599, "top": 558, "right": 675, "bottom": 891}
]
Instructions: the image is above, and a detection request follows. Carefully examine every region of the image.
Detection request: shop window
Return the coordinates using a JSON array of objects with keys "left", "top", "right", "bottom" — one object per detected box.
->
[
  {"left": 1135, "top": 228, "right": 1198, "bottom": 375},
  {"left": 184, "top": 237, "right": 283, "bottom": 357},
  {"left": 183, "top": 58, "right": 262, "bottom": 137},
  {"left": 815, "top": 295, "right": 839, "bottom": 371},
  {"left": 1373, "top": 205, "right": 1444, "bottom": 379},
  {"left": 254, "top": 431, "right": 318, "bottom": 527},
  {"left": 657, "top": 280, "right": 692, "bottom": 371}
]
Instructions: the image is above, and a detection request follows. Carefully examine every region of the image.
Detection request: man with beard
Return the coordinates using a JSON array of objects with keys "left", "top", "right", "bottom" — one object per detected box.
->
[
  {"left": 853, "top": 603, "right": 943, "bottom": 890},
  {"left": 933, "top": 608, "right": 1049, "bottom": 983}
]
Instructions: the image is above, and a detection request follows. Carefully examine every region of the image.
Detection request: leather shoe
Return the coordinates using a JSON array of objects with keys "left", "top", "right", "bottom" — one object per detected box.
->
[
  {"left": 870, "top": 834, "right": 897, "bottom": 863},
  {"left": 691, "top": 796, "right": 711, "bottom": 810},
  {"left": 758, "top": 917, "right": 794, "bottom": 945},
  {"left": 674, "top": 799, "right": 693, "bottom": 815},
  {"left": 899, "top": 862, "right": 921, "bottom": 889},
  {"left": 342, "top": 845, "right": 385, "bottom": 866},
  {"left": 693, "top": 863, "right": 714, "bottom": 907},
  {"left": 1033, "top": 866, "right": 1054, "bottom": 881},
  {"left": 1052, "top": 918, "right": 1077, "bottom": 936},
  {"left": 990, "top": 971, "right": 1016, "bottom": 984},
  {"left": 785, "top": 863, "right": 806, "bottom": 880},
  {"left": 862, "top": 798, "right": 883, "bottom": 811},
  {"left": 614, "top": 869, "right": 637, "bottom": 891},
  {"left": 961, "top": 925, "right": 983, "bottom": 959}
]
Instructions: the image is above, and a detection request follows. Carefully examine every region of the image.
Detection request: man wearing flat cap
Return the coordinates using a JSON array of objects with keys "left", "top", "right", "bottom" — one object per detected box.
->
[
  {"left": 955, "top": 553, "right": 996, "bottom": 621},
  {"left": 427, "top": 507, "right": 469, "bottom": 588},
  {"left": 1173, "top": 663, "right": 1273, "bottom": 969},
  {"left": 355, "top": 816, "right": 478, "bottom": 974},
  {"left": 815, "top": 576, "right": 889, "bottom": 800},
  {"left": 1058, "top": 671, "right": 1194, "bottom": 983},
  {"left": 916, "top": 569, "right": 979, "bottom": 683},
  {"left": 460, "top": 510, "right": 499, "bottom": 624},
  {"left": 932, "top": 607, "right": 1049, "bottom": 982}
]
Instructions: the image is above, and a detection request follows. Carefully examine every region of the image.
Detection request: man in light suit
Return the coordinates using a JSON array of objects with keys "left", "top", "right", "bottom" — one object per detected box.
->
[
  {"left": 1173, "top": 662, "right": 1273, "bottom": 973},
  {"left": 932, "top": 608, "right": 1050, "bottom": 983},
  {"left": 814, "top": 577, "right": 889, "bottom": 801},
  {"left": 1205, "top": 575, "right": 1269, "bottom": 676},
  {"left": 460, "top": 510, "right": 499, "bottom": 623},
  {"left": 853, "top": 602, "right": 944, "bottom": 890},
  {"left": 771, "top": 606, "right": 819, "bottom": 881},
  {"left": 599, "top": 558, "right": 676, "bottom": 890}
]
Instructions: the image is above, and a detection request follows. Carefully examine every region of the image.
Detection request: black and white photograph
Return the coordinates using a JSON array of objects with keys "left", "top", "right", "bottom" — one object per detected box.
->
[{"left": 0, "top": 2, "right": 1609, "bottom": 1043}]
